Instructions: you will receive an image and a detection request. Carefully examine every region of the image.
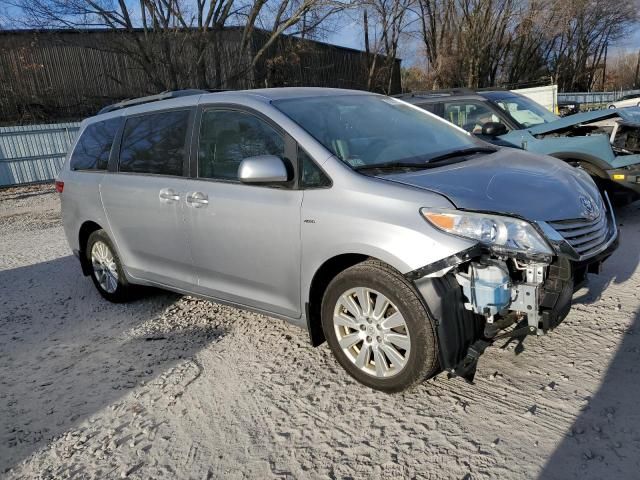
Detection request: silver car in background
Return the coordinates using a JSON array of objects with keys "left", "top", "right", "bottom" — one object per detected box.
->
[{"left": 57, "top": 88, "right": 618, "bottom": 392}]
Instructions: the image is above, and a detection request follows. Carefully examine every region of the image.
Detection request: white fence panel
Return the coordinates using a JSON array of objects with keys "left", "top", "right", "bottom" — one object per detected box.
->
[{"left": 0, "top": 122, "right": 80, "bottom": 187}]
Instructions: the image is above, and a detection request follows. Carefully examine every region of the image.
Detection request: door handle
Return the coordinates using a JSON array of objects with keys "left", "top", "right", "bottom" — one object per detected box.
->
[
  {"left": 186, "top": 191, "right": 209, "bottom": 208},
  {"left": 159, "top": 188, "right": 180, "bottom": 203}
]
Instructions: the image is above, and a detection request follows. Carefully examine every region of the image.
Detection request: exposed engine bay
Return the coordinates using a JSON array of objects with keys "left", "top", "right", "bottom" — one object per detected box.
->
[
  {"left": 412, "top": 251, "right": 580, "bottom": 383},
  {"left": 535, "top": 116, "right": 640, "bottom": 154},
  {"left": 453, "top": 255, "right": 571, "bottom": 337}
]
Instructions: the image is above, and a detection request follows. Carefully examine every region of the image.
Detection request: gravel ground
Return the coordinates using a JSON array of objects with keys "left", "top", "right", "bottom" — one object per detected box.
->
[{"left": 1, "top": 184, "right": 640, "bottom": 479}]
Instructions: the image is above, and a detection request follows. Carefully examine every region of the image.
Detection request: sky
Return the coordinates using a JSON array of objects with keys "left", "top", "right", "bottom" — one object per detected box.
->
[
  {"left": 325, "top": 19, "right": 640, "bottom": 68},
  {"left": 614, "top": 29, "right": 640, "bottom": 54}
]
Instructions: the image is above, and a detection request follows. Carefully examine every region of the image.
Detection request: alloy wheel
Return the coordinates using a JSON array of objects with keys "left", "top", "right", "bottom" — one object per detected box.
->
[
  {"left": 91, "top": 241, "right": 119, "bottom": 294},
  {"left": 333, "top": 287, "right": 411, "bottom": 378}
]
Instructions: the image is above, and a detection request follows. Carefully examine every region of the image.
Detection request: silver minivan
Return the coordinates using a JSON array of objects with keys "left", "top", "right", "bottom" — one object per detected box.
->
[{"left": 57, "top": 88, "right": 618, "bottom": 392}]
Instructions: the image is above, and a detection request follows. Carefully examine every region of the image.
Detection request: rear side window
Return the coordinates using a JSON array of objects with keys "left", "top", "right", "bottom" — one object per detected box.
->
[
  {"left": 70, "top": 118, "right": 121, "bottom": 171},
  {"left": 119, "top": 110, "right": 190, "bottom": 176}
]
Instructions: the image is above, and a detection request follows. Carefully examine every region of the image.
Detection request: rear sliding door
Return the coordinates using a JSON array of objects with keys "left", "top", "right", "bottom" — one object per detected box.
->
[{"left": 100, "top": 108, "right": 196, "bottom": 290}]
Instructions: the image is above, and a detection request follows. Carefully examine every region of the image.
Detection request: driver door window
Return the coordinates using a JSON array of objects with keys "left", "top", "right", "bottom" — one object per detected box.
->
[
  {"left": 198, "top": 110, "right": 284, "bottom": 180},
  {"left": 444, "top": 102, "right": 507, "bottom": 134}
]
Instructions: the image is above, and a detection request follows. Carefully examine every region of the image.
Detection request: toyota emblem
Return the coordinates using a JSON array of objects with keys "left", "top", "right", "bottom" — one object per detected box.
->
[{"left": 580, "top": 195, "right": 598, "bottom": 220}]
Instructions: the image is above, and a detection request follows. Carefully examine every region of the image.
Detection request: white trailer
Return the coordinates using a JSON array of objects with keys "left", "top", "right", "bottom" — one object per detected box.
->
[{"left": 511, "top": 85, "right": 558, "bottom": 114}]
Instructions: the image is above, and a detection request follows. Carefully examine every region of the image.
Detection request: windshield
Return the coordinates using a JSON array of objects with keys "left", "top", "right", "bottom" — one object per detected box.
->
[
  {"left": 492, "top": 95, "right": 559, "bottom": 128},
  {"left": 272, "top": 94, "right": 480, "bottom": 169}
]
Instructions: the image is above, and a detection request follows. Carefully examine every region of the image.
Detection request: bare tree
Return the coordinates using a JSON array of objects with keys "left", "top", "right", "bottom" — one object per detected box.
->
[
  {"left": 414, "top": 0, "right": 517, "bottom": 88},
  {"left": 362, "top": 0, "right": 413, "bottom": 93},
  {"left": 411, "top": 0, "right": 638, "bottom": 91},
  {"left": 546, "top": 0, "right": 637, "bottom": 91},
  {"left": 13, "top": 0, "right": 348, "bottom": 90}
]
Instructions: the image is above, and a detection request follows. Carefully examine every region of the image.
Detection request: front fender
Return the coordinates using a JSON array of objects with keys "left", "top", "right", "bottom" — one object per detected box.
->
[{"left": 300, "top": 185, "right": 476, "bottom": 304}]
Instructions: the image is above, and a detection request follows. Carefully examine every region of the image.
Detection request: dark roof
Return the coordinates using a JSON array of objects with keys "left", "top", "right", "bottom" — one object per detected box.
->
[
  {"left": 478, "top": 91, "right": 522, "bottom": 101},
  {"left": 397, "top": 89, "right": 485, "bottom": 104}
]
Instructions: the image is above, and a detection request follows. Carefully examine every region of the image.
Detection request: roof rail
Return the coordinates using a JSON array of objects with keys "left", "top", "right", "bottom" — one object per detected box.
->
[
  {"left": 98, "top": 89, "right": 213, "bottom": 114},
  {"left": 394, "top": 87, "right": 476, "bottom": 99}
]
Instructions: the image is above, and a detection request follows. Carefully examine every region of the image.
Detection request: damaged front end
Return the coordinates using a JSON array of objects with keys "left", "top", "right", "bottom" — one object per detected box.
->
[
  {"left": 525, "top": 108, "right": 640, "bottom": 195},
  {"left": 407, "top": 194, "right": 618, "bottom": 383}
]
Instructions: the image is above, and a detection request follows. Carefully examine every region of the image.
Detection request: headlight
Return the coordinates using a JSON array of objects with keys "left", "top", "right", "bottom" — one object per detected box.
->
[{"left": 421, "top": 208, "right": 552, "bottom": 256}]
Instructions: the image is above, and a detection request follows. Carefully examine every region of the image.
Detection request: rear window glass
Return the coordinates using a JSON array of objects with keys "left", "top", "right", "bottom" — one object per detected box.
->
[
  {"left": 70, "top": 118, "right": 121, "bottom": 171},
  {"left": 119, "top": 110, "right": 190, "bottom": 176}
]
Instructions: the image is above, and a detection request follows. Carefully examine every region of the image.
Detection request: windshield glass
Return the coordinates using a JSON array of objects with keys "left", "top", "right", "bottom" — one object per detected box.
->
[
  {"left": 493, "top": 95, "right": 559, "bottom": 128},
  {"left": 273, "top": 95, "right": 479, "bottom": 169}
]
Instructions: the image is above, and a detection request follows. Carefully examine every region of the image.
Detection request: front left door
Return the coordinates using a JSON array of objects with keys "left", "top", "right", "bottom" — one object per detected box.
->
[{"left": 184, "top": 107, "right": 303, "bottom": 318}]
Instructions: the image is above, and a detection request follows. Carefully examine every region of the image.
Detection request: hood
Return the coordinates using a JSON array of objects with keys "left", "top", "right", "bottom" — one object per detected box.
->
[
  {"left": 525, "top": 107, "right": 640, "bottom": 135},
  {"left": 381, "top": 148, "right": 602, "bottom": 222}
]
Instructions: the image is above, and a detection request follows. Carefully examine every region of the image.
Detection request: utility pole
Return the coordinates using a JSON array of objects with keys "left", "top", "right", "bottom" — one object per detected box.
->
[
  {"left": 601, "top": 42, "right": 608, "bottom": 91},
  {"left": 301, "top": 13, "right": 306, "bottom": 39},
  {"left": 364, "top": 10, "right": 370, "bottom": 56},
  {"left": 634, "top": 49, "right": 640, "bottom": 89}
]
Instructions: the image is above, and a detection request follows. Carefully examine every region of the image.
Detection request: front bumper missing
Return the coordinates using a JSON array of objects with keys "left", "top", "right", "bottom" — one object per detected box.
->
[{"left": 407, "top": 214, "right": 619, "bottom": 383}]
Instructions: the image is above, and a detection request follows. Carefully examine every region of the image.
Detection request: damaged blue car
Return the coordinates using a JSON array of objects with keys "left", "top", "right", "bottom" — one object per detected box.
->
[{"left": 399, "top": 89, "right": 640, "bottom": 203}]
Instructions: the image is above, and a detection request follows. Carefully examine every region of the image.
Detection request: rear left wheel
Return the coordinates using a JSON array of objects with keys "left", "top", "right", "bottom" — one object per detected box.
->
[{"left": 86, "top": 230, "right": 134, "bottom": 302}]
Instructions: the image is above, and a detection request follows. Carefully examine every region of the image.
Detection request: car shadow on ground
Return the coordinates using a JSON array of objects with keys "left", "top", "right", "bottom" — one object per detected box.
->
[
  {"left": 538, "top": 201, "right": 640, "bottom": 479},
  {"left": 0, "top": 255, "right": 225, "bottom": 473},
  {"left": 538, "top": 307, "right": 640, "bottom": 479}
]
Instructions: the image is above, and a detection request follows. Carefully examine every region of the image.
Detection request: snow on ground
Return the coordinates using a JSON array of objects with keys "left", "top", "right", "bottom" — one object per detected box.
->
[{"left": 1, "top": 184, "right": 639, "bottom": 479}]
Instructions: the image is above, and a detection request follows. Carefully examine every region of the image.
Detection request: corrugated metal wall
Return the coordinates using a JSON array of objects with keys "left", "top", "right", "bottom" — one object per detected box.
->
[
  {"left": 558, "top": 90, "right": 640, "bottom": 105},
  {"left": 1, "top": 29, "right": 401, "bottom": 126},
  {"left": 0, "top": 122, "right": 79, "bottom": 187}
]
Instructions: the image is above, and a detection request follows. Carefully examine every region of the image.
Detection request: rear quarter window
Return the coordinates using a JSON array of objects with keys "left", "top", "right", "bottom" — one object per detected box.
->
[
  {"left": 70, "top": 118, "right": 121, "bottom": 171},
  {"left": 119, "top": 110, "right": 190, "bottom": 176}
]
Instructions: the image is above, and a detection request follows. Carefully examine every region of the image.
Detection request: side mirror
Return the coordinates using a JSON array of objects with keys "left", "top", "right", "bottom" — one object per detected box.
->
[
  {"left": 238, "top": 155, "right": 289, "bottom": 184},
  {"left": 481, "top": 122, "right": 508, "bottom": 137}
]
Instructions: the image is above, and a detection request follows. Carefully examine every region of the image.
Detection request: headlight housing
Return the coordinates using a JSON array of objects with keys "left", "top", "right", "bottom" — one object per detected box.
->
[{"left": 421, "top": 208, "right": 552, "bottom": 256}]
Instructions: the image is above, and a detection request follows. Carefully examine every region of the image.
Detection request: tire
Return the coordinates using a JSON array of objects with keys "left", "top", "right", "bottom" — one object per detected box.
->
[
  {"left": 86, "top": 229, "right": 134, "bottom": 302},
  {"left": 608, "top": 105, "right": 616, "bottom": 109},
  {"left": 321, "top": 259, "right": 439, "bottom": 393}
]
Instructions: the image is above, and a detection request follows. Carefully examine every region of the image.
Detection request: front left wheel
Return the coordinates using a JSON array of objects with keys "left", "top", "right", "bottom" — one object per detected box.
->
[
  {"left": 86, "top": 229, "right": 134, "bottom": 302},
  {"left": 321, "top": 259, "right": 440, "bottom": 393}
]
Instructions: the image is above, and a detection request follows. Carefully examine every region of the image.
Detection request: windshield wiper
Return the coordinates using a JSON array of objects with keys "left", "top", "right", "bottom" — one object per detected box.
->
[
  {"left": 353, "top": 161, "right": 431, "bottom": 172},
  {"left": 354, "top": 146, "right": 497, "bottom": 172},
  {"left": 426, "top": 146, "right": 497, "bottom": 164}
]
